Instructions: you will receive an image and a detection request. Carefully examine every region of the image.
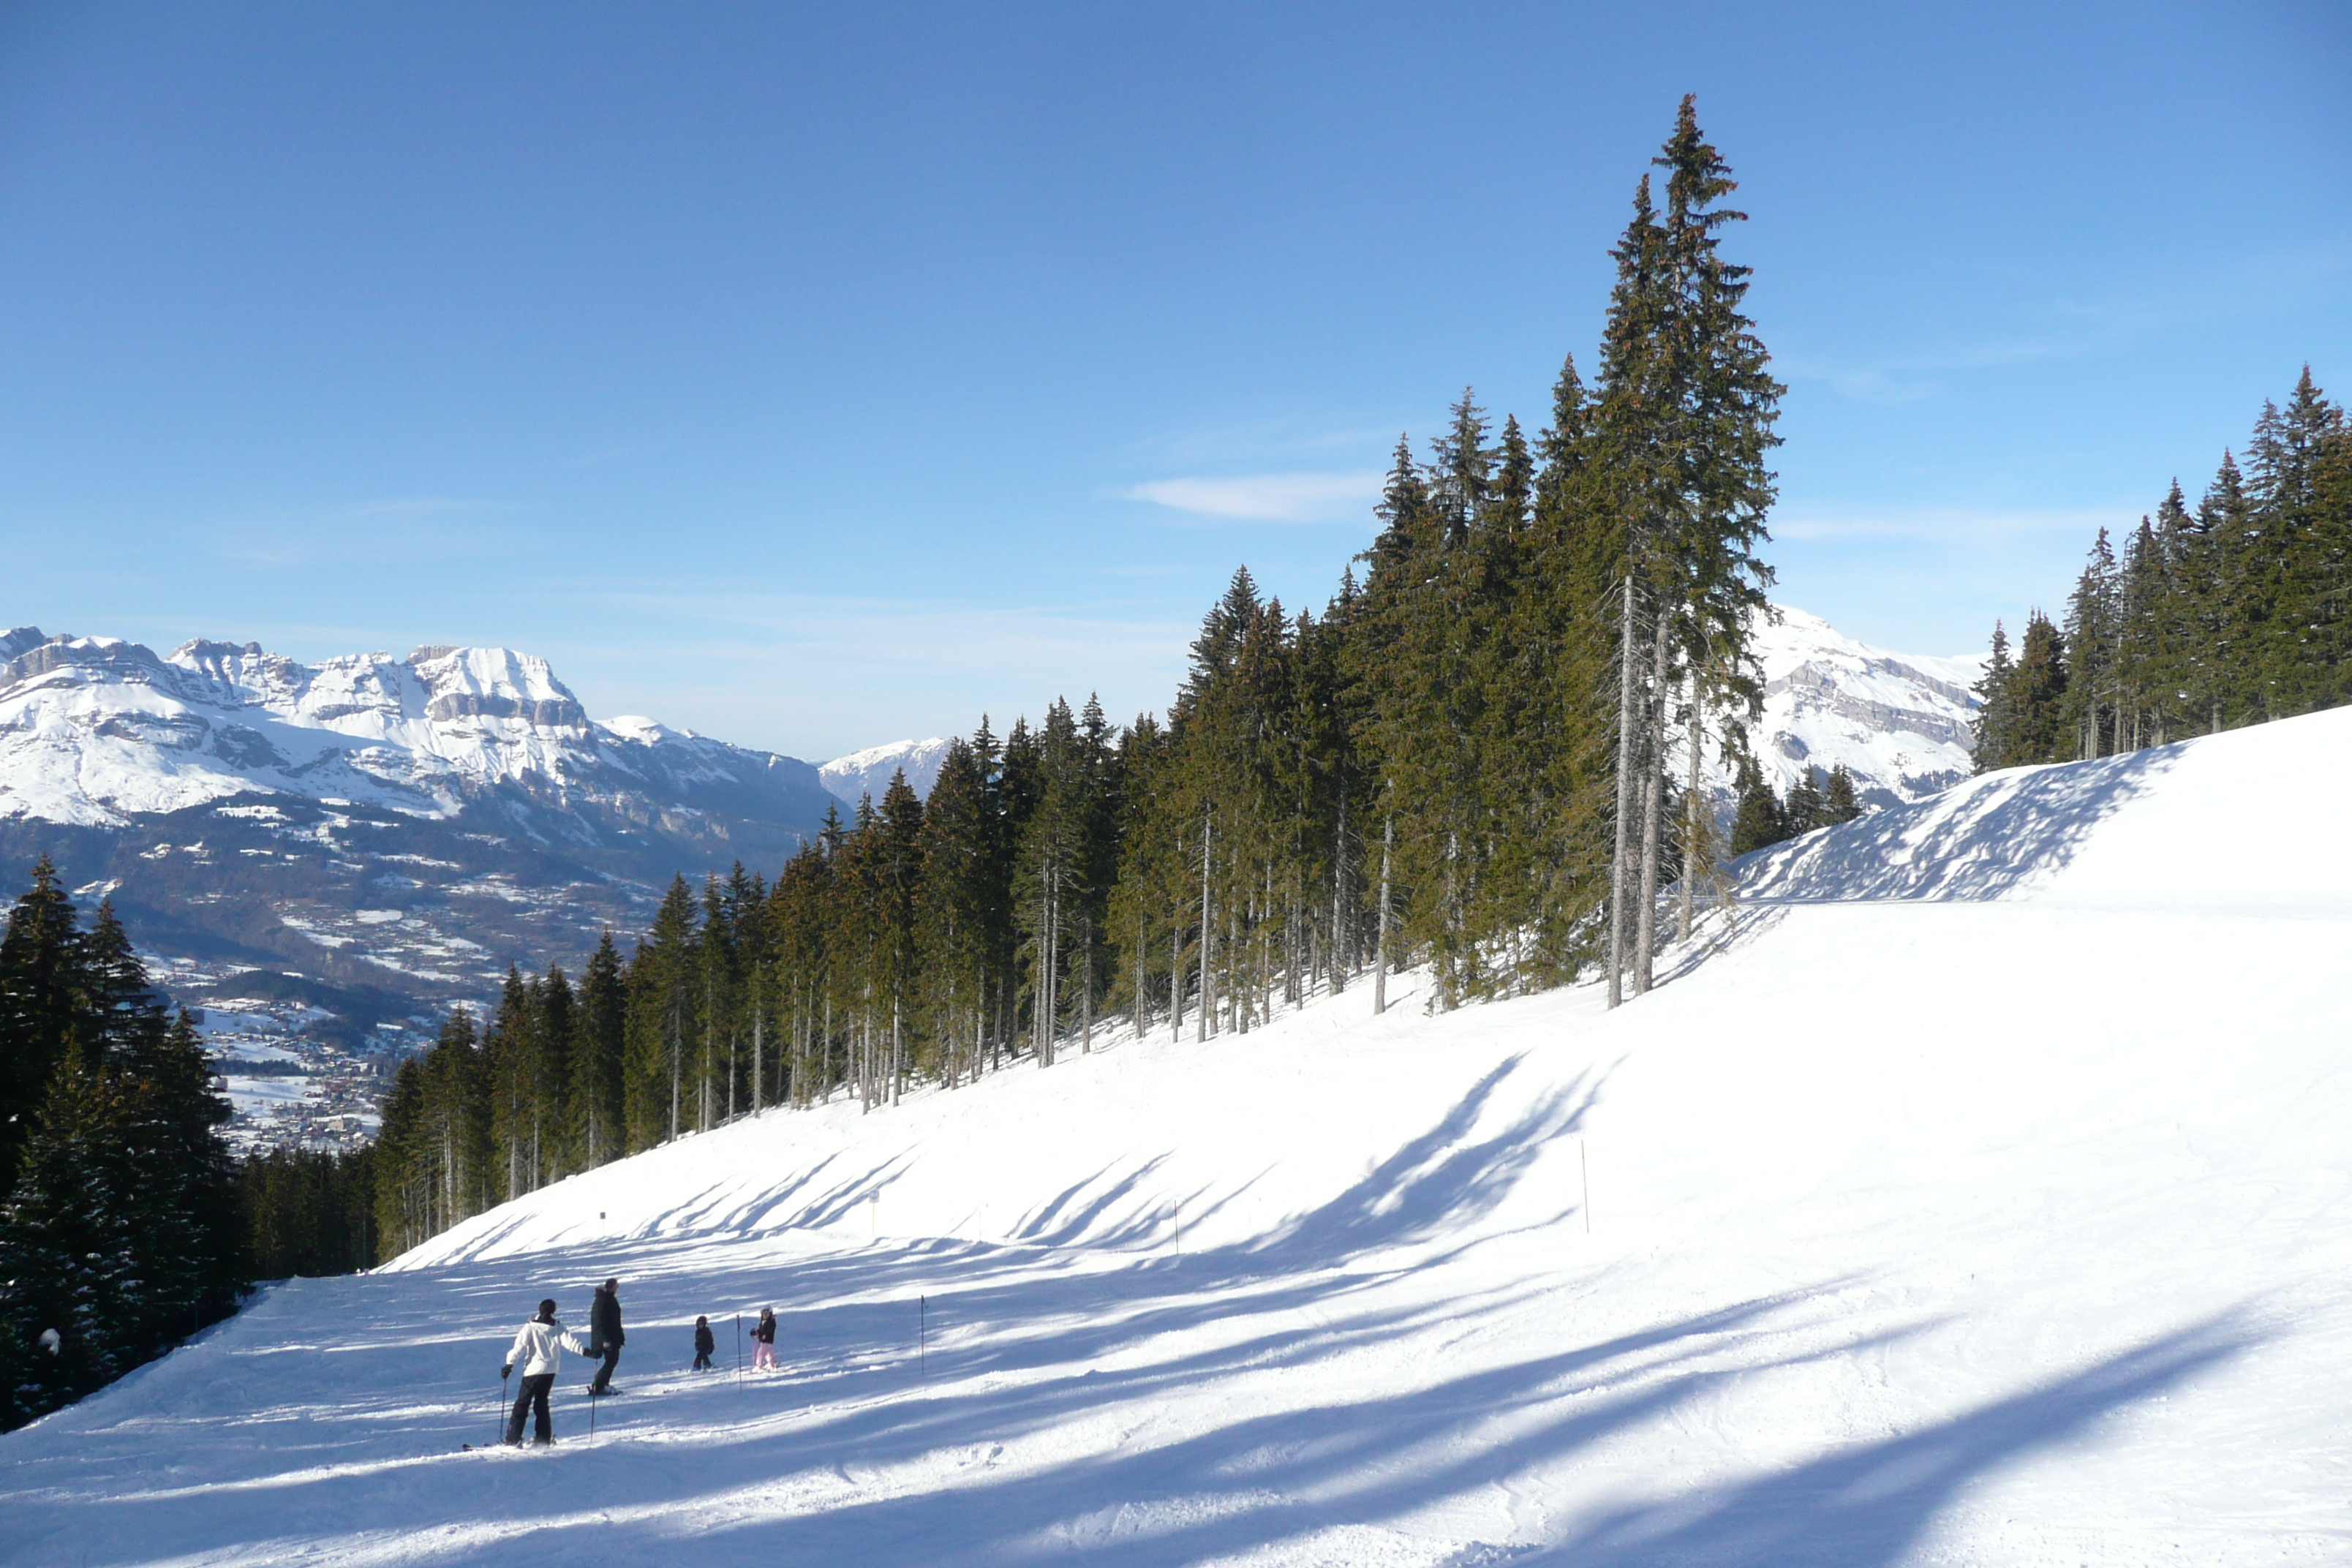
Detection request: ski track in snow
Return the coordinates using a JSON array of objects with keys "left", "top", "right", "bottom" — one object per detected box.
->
[{"left": 7, "top": 710, "right": 2352, "bottom": 1564}]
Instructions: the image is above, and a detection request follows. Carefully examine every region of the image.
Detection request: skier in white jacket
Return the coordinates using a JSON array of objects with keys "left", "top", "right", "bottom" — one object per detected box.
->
[{"left": 501, "top": 1299, "right": 589, "bottom": 1446}]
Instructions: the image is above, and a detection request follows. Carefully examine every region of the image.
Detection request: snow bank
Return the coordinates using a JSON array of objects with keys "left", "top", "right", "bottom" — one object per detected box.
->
[{"left": 5, "top": 709, "right": 2348, "bottom": 1566}]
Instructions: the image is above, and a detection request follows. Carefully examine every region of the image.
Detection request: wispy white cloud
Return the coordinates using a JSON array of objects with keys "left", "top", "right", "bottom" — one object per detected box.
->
[{"left": 1121, "top": 470, "right": 1383, "bottom": 524}]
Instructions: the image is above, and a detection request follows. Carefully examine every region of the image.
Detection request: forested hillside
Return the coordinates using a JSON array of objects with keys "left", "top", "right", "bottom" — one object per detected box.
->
[
  {"left": 365, "top": 99, "right": 1787, "bottom": 1258},
  {"left": 1973, "top": 367, "right": 2352, "bottom": 766},
  {"left": 0, "top": 859, "right": 246, "bottom": 1431}
]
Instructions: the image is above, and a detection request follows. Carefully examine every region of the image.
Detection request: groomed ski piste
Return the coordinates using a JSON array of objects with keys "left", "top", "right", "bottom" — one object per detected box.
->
[{"left": 8, "top": 708, "right": 2351, "bottom": 1566}]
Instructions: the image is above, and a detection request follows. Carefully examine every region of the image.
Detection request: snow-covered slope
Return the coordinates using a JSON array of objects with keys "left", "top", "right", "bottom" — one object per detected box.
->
[
  {"left": 0, "top": 627, "right": 834, "bottom": 837},
  {"left": 822, "top": 736, "right": 952, "bottom": 806},
  {"left": 9, "top": 711, "right": 2348, "bottom": 1564},
  {"left": 1725, "top": 606, "right": 1983, "bottom": 810}
]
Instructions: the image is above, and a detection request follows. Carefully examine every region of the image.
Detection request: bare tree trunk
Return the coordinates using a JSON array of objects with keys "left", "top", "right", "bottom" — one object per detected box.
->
[
  {"left": 1635, "top": 607, "right": 1671, "bottom": 995},
  {"left": 668, "top": 999, "right": 681, "bottom": 1142},
  {"left": 1331, "top": 787, "right": 1348, "bottom": 994},
  {"left": 889, "top": 992, "right": 902, "bottom": 1108},
  {"left": 1373, "top": 812, "right": 1393, "bottom": 1016},
  {"left": 701, "top": 981, "right": 715, "bottom": 1131},
  {"left": 1680, "top": 674, "right": 1703, "bottom": 944},
  {"left": 1607, "top": 573, "right": 1640, "bottom": 1009},
  {"left": 1170, "top": 920, "right": 1183, "bottom": 1041},
  {"left": 1197, "top": 806, "right": 1215, "bottom": 1042}
]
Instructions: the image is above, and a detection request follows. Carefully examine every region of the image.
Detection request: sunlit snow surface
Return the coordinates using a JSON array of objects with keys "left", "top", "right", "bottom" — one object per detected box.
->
[{"left": 7, "top": 710, "right": 2351, "bottom": 1564}]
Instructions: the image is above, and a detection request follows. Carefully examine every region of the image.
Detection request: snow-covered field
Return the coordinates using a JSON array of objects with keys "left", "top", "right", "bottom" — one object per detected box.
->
[{"left": 7, "top": 708, "right": 2349, "bottom": 1566}]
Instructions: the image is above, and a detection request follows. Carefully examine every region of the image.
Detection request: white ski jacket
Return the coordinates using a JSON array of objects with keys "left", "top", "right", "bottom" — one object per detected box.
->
[{"left": 505, "top": 1317, "right": 589, "bottom": 1379}]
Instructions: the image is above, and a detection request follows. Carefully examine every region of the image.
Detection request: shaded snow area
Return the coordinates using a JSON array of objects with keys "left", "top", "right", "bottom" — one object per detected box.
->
[{"left": 9, "top": 711, "right": 2351, "bottom": 1564}]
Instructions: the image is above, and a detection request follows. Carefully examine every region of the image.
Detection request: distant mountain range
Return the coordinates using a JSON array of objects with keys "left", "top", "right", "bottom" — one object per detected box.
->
[{"left": 0, "top": 627, "right": 846, "bottom": 1144}]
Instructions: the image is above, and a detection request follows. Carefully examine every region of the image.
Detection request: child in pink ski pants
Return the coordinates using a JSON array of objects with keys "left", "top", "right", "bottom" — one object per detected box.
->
[{"left": 752, "top": 1306, "right": 777, "bottom": 1370}]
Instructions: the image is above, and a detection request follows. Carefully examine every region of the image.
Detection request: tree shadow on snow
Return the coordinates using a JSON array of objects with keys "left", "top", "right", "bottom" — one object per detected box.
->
[{"left": 1734, "top": 745, "right": 2181, "bottom": 905}]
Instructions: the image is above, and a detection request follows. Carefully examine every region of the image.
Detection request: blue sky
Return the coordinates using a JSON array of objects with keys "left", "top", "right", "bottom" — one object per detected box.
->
[{"left": 2, "top": 2, "right": 2346, "bottom": 761}]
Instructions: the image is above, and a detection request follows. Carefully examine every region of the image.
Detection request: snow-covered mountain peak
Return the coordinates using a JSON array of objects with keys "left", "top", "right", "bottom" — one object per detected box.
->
[
  {"left": 1723, "top": 604, "right": 1986, "bottom": 810},
  {"left": 600, "top": 714, "right": 691, "bottom": 746},
  {"left": 821, "top": 736, "right": 951, "bottom": 805},
  {"left": 405, "top": 646, "right": 588, "bottom": 730},
  {"left": 0, "top": 628, "right": 832, "bottom": 836}
]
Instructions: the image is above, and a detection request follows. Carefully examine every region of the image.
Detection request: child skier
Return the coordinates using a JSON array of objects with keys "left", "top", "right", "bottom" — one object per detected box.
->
[
  {"left": 691, "top": 1315, "right": 716, "bottom": 1371},
  {"left": 751, "top": 1306, "right": 777, "bottom": 1371},
  {"left": 501, "top": 1298, "right": 589, "bottom": 1446}
]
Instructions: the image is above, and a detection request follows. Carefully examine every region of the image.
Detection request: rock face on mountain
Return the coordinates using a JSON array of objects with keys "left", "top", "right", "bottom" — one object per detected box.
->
[
  {"left": 1706, "top": 606, "right": 1983, "bottom": 811},
  {"left": 0, "top": 628, "right": 843, "bottom": 1143},
  {"left": 0, "top": 629, "right": 838, "bottom": 847}
]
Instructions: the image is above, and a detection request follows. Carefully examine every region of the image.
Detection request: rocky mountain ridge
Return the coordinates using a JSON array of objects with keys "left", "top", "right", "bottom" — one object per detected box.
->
[{"left": 0, "top": 626, "right": 844, "bottom": 1147}]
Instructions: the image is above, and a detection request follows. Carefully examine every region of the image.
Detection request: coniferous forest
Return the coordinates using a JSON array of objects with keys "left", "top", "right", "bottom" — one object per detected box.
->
[
  {"left": 0, "top": 859, "right": 246, "bottom": 1430},
  {"left": 1972, "top": 369, "right": 2352, "bottom": 768},
  {"left": 361, "top": 98, "right": 1786, "bottom": 1259}
]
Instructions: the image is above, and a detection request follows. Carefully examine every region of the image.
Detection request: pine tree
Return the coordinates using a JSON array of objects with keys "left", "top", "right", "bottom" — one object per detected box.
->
[
  {"left": 0, "top": 1040, "right": 138, "bottom": 1428},
  {"left": 1822, "top": 764, "right": 1861, "bottom": 826},
  {"left": 2008, "top": 611, "right": 2070, "bottom": 764},
  {"left": 0, "top": 855, "right": 83, "bottom": 1193},
  {"left": 1727, "top": 756, "right": 1787, "bottom": 856},
  {"left": 1971, "top": 619, "right": 2016, "bottom": 771},
  {"left": 575, "top": 934, "right": 625, "bottom": 1167},
  {"left": 114, "top": 1009, "right": 242, "bottom": 1346},
  {"left": 1783, "top": 769, "right": 1826, "bottom": 836}
]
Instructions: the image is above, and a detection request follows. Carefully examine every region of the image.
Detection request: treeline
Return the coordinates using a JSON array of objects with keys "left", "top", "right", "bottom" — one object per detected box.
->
[
  {"left": 367, "top": 97, "right": 1787, "bottom": 1258},
  {"left": 1727, "top": 760, "right": 1862, "bottom": 857},
  {"left": 0, "top": 858, "right": 245, "bottom": 1431},
  {"left": 237, "top": 1145, "right": 379, "bottom": 1280},
  {"left": 1975, "top": 369, "right": 2352, "bottom": 767}
]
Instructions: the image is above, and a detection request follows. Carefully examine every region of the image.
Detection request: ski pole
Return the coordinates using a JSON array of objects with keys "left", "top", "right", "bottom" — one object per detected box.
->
[{"left": 497, "top": 1368, "right": 508, "bottom": 1447}]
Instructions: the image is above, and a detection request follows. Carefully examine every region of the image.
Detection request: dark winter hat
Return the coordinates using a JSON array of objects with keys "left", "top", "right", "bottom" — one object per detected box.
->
[
  {"left": 538, "top": 1298, "right": 558, "bottom": 1318},
  {"left": 604, "top": 1278, "right": 619, "bottom": 1291}
]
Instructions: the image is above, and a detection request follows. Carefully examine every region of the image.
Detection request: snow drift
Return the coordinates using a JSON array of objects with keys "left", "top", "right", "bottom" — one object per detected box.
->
[{"left": 4, "top": 706, "right": 2347, "bottom": 1566}]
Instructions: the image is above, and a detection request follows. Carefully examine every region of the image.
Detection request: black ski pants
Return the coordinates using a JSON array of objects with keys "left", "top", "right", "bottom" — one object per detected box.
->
[
  {"left": 588, "top": 1344, "right": 621, "bottom": 1394},
  {"left": 505, "top": 1373, "right": 555, "bottom": 1444}
]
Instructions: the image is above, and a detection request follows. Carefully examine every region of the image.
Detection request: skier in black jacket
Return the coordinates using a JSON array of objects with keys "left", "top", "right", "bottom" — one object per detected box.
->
[
  {"left": 691, "top": 1316, "right": 716, "bottom": 1371},
  {"left": 585, "top": 1277, "right": 625, "bottom": 1396}
]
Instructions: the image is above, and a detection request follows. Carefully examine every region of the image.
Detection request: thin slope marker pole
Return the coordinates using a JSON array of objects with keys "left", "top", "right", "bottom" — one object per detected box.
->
[
  {"left": 920, "top": 1295, "right": 927, "bottom": 1379},
  {"left": 736, "top": 1314, "right": 744, "bottom": 1390},
  {"left": 1582, "top": 1139, "right": 1591, "bottom": 1235}
]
